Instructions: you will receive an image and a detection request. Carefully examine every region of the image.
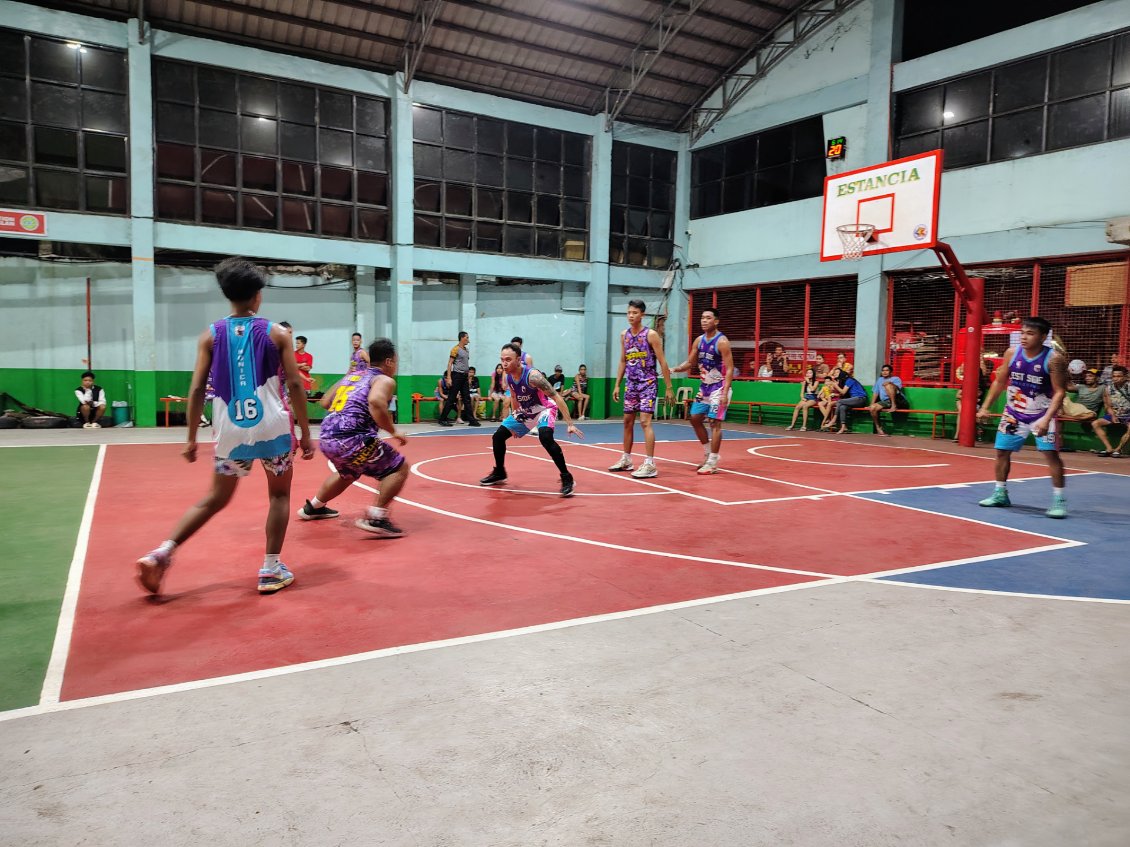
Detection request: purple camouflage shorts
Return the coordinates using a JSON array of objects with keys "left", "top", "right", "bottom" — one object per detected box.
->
[
  {"left": 623, "top": 378, "right": 657, "bottom": 414},
  {"left": 320, "top": 433, "right": 405, "bottom": 481}
]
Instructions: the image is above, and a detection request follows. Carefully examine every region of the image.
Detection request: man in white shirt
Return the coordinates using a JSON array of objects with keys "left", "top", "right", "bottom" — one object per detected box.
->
[{"left": 75, "top": 370, "right": 107, "bottom": 428}]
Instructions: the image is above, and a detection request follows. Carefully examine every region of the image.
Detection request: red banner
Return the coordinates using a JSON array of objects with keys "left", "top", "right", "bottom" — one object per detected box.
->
[{"left": 0, "top": 210, "right": 47, "bottom": 236}]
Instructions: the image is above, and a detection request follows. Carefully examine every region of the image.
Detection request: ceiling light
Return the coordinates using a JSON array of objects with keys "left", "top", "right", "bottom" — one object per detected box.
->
[{"left": 943, "top": 110, "right": 955, "bottom": 119}]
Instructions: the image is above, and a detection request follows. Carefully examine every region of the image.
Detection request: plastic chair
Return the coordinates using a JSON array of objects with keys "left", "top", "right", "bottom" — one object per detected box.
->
[{"left": 658, "top": 386, "right": 694, "bottom": 420}]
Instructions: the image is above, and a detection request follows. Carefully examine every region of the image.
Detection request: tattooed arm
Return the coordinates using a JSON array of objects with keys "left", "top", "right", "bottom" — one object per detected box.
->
[{"left": 529, "top": 369, "right": 582, "bottom": 435}]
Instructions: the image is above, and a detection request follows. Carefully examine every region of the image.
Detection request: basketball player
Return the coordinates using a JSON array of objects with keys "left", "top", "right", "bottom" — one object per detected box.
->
[
  {"left": 977, "top": 316, "right": 1068, "bottom": 518},
  {"left": 480, "top": 343, "right": 582, "bottom": 497},
  {"left": 608, "top": 300, "right": 674, "bottom": 478},
  {"left": 348, "top": 332, "right": 369, "bottom": 373},
  {"left": 297, "top": 338, "right": 409, "bottom": 536},
  {"left": 136, "top": 258, "right": 314, "bottom": 595},
  {"left": 673, "top": 307, "right": 734, "bottom": 473}
]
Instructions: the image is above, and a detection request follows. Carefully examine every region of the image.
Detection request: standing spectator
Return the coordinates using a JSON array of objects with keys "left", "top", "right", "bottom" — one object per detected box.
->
[
  {"left": 1093, "top": 365, "right": 1130, "bottom": 457},
  {"left": 75, "top": 371, "right": 107, "bottom": 428},
  {"left": 294, "top": 335, "right": 314, "bottom": 393},
  {"left": 1100, "top": 353, "right": 1124, "bottom": 385},
  {"left": 438, "top": 331, "right": 480, "bottom": 427},
  {"left": 487, "top": 363, "right": 507, "bottom": 421},
  {"left": 868, "top": 363, "right": 905, "bottom": 436},
  {"left": 832, "top": 369, "right": 869, "bottom": 434},
  {"left": 348, "top": 332, "right": 369, "bottom": 373},
  {"left": 770, "top": 343, "right": 789, "bottom": 377},
  {"left": 467, "top": 366, "right": 485, "bottom": 420},
  {"left": 548, "top": 365, "right": 566, "bottom": 392}
]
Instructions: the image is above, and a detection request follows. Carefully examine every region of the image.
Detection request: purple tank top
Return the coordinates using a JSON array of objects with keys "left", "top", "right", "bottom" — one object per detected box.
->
[
  {"left": 623, "top": 327, "right": 655, "bottom": 384},
  {"left": 506, "top": 366, "right": 550, "bottom": 421},
  {"left": 321, "top": 368, "right": 385, "bottom": 438},
  {"left": 349, "top": 348, "right": 366, "bottom": 373},
  {"left": 1005, "top": 346, "right": 1053, "bottom": 424}
]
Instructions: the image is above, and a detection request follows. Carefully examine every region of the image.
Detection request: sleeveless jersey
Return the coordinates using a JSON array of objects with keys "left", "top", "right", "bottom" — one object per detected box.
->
[
  {"left": 506, "top": 366, "right": 550, "bottom": 421},
  {"left": 209, "top": 317, "right": 292, "bottom": 460},
  {"left": 320, "top": 368, "right": 385, "bottom": 440},
  {"left": 623, "top": 327, "right": 656, "bottom": 383},
  {"left": 349, "top": 348, "right": 366, "bottom": 373},
  {"left": 1005, "top": 346, "right": 1054, "bottom": 424},
  {"left": 696, "top": 332, "right": 728, "bottom": 398}
]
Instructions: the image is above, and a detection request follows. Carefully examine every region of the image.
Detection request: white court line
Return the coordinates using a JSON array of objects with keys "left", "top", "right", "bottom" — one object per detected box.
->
[
  {"left": 745, "top": 442, "right": 948, "bottom": 469},
  {"left": 852, "top": 541, "right": 1084, "bottom": 579},
  {"left": 0, "top": 577, "right": 851, "bottom": 724},
  {"left": 862, "top": 579, "right": 1130, "bottom": 605},
  {"left": 39, "top": 444, "right": 106, "bottom": 705}
]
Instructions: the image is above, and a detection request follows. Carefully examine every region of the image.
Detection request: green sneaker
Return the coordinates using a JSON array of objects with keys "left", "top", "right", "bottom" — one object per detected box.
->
[
  {"left": 1046, "top": 498, "right": 1067, "bottom": 519},
  {"left": 978, "top": 489, "right": 1011, "bottom": 508}
]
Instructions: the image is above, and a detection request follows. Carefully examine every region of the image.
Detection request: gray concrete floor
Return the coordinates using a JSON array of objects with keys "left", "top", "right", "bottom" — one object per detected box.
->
[{"left": 2, "top": 422, "right": 1128, "bottom": 845}]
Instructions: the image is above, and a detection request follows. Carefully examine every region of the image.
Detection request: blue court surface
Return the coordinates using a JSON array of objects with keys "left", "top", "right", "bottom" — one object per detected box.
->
[
  {"left": 410, "top": 421, "right": 780, "bottom": 441},
  {"left": 860, "top": 473, "right": 1130, "bottom": 601}
]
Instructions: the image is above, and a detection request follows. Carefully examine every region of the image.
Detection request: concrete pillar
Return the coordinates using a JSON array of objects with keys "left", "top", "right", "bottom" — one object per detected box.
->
[
  {"left": 389, "top": 73, "right": 415, "bottom": 423},
  {"left": 459, "top": 273, "right": 476, "bottom": 337},
  {"left": 584, "top": 122, "right": 613, "bottom": 418},
  {"left": 355, "top": 265, "right": 377, "bottom": 343},
  {"left": 127, "top": 20, "right": 157, "bottom": 426},
  {"left": 667, "top": 141, "right": 692, "bottom": 366}
]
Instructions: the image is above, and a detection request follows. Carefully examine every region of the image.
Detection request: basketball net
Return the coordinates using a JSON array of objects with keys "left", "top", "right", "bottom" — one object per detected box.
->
[{"left": 836, "top": 223, "right": 876, "bottom": 261}]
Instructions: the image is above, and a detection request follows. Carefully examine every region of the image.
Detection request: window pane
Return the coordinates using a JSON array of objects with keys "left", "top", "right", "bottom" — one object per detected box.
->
[
  {"left": 413, "top": 106, "right": 442, "bottom": 142},
  {"left": 155, "top": 61, "right": 194, "bottom": 104},
  {"left": 626, "top": 238, "right": 647, "bottom": 265},
  {"left": 535, "top": 194, "right": 560, "bottom": 227},
  {"left": 793, "top": 118, "right": 824, "bottom": 159},
  {"left": 199, "top": 149, "right": 235, "bottom": 186},
  {"left": 85, "top": 133, "right": 127, "bottom": 173},
  {"left": 476, "top": 221, "right": 501, "bottom": 252},
  {"left": 629, "top": 145, "right": 651, "bottom": 175},
  {"left": 242, "top": 192, "right": 277, "bottom": 229},
  {"left": 994, "top": 56, "right": 1046, "bottom": 114},
  {"left": 504, "top": 224, "right": 532, "bottom": 254},
  {"left": 357, "top": 97, "right": 385, "bottom": 135},
  {"left": 444, "top": 148, "right": 474, "bottom": 183},
  {"left": 535, "top": 227, "right": 559, "bottom": 257},
  {"left": 611, "top": 179, "right": 627, "bottom": 206},
  {"left": 240, "top": 76, "right": 277, "bottom": 117},
  {"left": 626, "top": 209, "right": 648, "bottom": 236},
  {"left": 198, "top": 67, "right": 236, "bottom": 111},
  {"left": 757, "top": 126, "right": 792, "bottom": 168},
  {"left": 82, "top": 91, "right": 127, "bottom": 134},
  {"left": 201, "top": 188, "right": 237, "bottom": 224},
  {"left": 990, "top": 107, "right": 1043, "bottom": 160},
  {"left": 1047, "top": 94, "right": 1106, "bottom": 150},
  {"left": 357, "top": 170, "right": 387, "bottom": 205},
  {"left": 725, "top": 136, "right": 756, "bottom": 176},
  {"left": 34, "top": 168, "right": 79, "bottom": 208},
  {"left": 895, "top": 130, "right": 940, "bottom": 158},
  {"left": 320, "top": 91, "right": 352, "bottom": 130},
  {"left": 30, "top": 38, "right": 78, "bottom": 84},
  {"left": 507, "top": 123, "right": 534, "bottom": 158},
  {"left": 649, "top": 211, "right": 672, "bottom": 240},
  {"left": 563, "top": 199, "right": 587, "bottom": 230},
  {"left": 506, "top": 157, "right": 532, "bottom": 191},
  {"left": 282, "top": 197, "right": 315, "bottom": 233},
  {"left": 445, "top": 112, "right": 474, "bottom": 149},
  {"left": 536, "top": 128, "right": 562, "bottom": 163},
  {"left": 564, "top": 134, "right": 587, "bottom": 167},
  {"left": 943, "top": 72, "right": 990, "bottom": 125},
  {"left": 445, "top": 183, "right": 473, "bottom": 216},
  {"left": 414, "top": 179, "right": 441, "bottom": 212},
  {"left": 282, "top": 160, "right": 315, "bottom": 195},
  {"left": 722, "top": 174, "right": 747, "bottom": 213},
  {"left": 650, "top": 180, "right": 672, "bottom": 210},
  {"left": 1050, "top": 40, "right": 1111, "bottom": 100},
  {"left": 898, "top": 85, "right": 943, "bottom": 135},
  {"left": 157, "top": 102, "right": 194, "bottom": 144},
  {"left": 85, "top": 174, "right": 126, "bottom": 212},
  {"left": 1115, "top": 34, "right": 1130, "bottom": 88},
  {"left": 0, "top": 30, "right": 27, "bottom": 77},
  {"left": 753, "top": 165, "right": 789, "bottom": 207},
  {"left": 356, "top": 134, "right": 385, "bottom": 171},
  {"left": 81, "top": 48, "right": 126, "bottom": 92},
  {"left": 34, "top": 126, "right": 77, "bottom": 167},
  {"left": 609, "top": 205, "right": 626, "bottom": 235},
  {"left": 534, "top": 161, "right": 560, "bottom": 194},
  {"left": 358, "top": 207, "right": 387, "bottom": 241},
  {"left": 563, "top": 166, "right": 586, "bottom": 199},
  {"left": 506, "top": 191, "right": 532, "bottom": 223},
  {"left": 648, "top": 241, "right": 673, "bottom": 269},
  {"left": 1111, "top": 86, "right": 1130, "bottom": 139},
  {"left": 477, "top": 118, "right": 504, "bottom": 154},
  {"left": 321, "top": 166, "right": 353, "bottom": 201},
  {"left": 31, "top": 83, "right": 80, "bottom": 129},
  {"left": 693, "top": 146, "right": 724, "bottom": 182},
  {"left": 280, "top": 122, "right": 316, "bottom": 161},
  {"left": 414, "top": 213, "right": 441, "bottom": 246},
  {"left": 0, "top": 166, "right": 28, "bottom": 203},
  {"left": 693, "top": 181, "right": 721, "bottom": 217},
  {"left": 791, "top": 157, "right": 825, "bottom": 199},
  {"left": 156, "top": 182, "right": 194, "bottom": 220},
  {"left": 941, "top": 119, "right": 988, "bottom": 167},
  {"left": 0, "top": 122, "right": 28, "bottom": 161},
  {"left": 279, "top": 83, "right": 316, "bottom": 124},
  {"left": 628, "top": 175, "right": 649, "bottom": 207},
  {"left": 242, "top": 155, "right": 277, "bottom": 191},
  {"left": 476, "top": 187, "right": 503, "bottom": 219},
  {"left": 199, "top": 108, "right": 238, "bottom": 149},
  {"left": 242, "top": 117, "right": 277, "bottom": 155},
  {"left": 157, "top": 142, "right": 194, "bottom": 180},
  {"left": 612, "top": 144, "right": 629, "bottom": 176},
  {"left": 652, "top": 149, "right": 676, "bottom": 181},
  {"left": 477, "top": 153, "right": 503, "bottom": 188},
  {"left": 414, "top": 143, "right": 442, "bottom": 179},
  {"left": 444, "top": 218, "right": 472, "bottom": 249},
  {"left": 319, "top": 128, "right": 352, "bottom": 166},
  {"left": 0, "top": 85, "right": 27, "bottom": 122}
]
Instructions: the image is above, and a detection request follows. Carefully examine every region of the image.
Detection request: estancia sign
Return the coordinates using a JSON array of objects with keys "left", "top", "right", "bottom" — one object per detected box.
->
[{"left": 0, "top": 210, "right": 47, "bottom": 236}]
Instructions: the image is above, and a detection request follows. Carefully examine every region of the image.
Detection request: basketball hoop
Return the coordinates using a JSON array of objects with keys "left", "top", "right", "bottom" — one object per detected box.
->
[{"left": 836, "top": 223, "right": 876, "bottom": 261}]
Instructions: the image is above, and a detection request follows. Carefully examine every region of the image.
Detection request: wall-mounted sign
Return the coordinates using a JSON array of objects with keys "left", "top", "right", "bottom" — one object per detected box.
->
[
  {"left": 0, "top": 210, "right": 47, "bottom": 236},
  {"left": 826, "top": 137, "right": 846, "bottom": 160}
]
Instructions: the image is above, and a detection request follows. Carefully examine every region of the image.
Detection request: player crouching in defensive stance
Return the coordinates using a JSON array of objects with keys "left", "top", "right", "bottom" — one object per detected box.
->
[
  {"left": 297, "top": 337, "right": 410, "bottom": 536},
  {"left": 480, "top": 342, "right": 583, "bottom": 497}
]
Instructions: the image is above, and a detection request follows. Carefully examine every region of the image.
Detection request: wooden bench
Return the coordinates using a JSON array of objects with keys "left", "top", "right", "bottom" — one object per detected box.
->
[
  {"left": 681, "top": 398, "right": 764, "bottom": 423},
  {"left": 412, "top": 395, "right": 439, "bottom": 422},
  {"left": 159, "top": 396, "right": 186, "bottom": 427}
]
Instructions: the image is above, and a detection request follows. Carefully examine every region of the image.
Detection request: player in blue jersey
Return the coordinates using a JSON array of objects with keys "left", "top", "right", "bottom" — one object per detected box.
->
[
  {"left": 136, "top": 258, "right": 314, "bottom": 595},
  {"left": 977, "top": 316, "right": 1069, "bottom": 518},
  {"left": 673, "top": 307, "right": 734, "bottom": 474},
  {"left": 297, "top": 337, "right": 410, "bottom": 536}
]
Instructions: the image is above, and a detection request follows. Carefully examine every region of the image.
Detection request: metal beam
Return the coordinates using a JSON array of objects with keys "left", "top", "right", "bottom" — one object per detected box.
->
[
  {"left": 402, "top": 0, "right": 444, "bottom": 91},
  {"left": 603, "top": 0, "right": 708, "bottom": 132},
  {"left": 728, "top": 0, "right": 794, "bottom": 15},
  {"left": 683, "top": 0, "right": 863, "bottom": 143},
  {"left": 557, "top": 0, "right": 758, "bottom": 51}
]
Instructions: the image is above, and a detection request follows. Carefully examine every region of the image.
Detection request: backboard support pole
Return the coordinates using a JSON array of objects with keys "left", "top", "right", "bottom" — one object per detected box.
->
[{"left": 933, "top": 241, "right": 984, "bottom": 448}]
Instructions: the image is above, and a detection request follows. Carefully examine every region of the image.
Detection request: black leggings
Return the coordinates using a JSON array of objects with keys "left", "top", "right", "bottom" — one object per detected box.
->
[{"left": 493, "top": 425, "right": 569, "bottom": 476}]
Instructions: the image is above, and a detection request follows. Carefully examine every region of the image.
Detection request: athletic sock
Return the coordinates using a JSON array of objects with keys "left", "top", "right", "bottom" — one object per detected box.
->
[
  {"left": 310, "top": 496, "right": 326, "bottom": 509},
  {"left": 159, "top": 540, "right": 177, "bottom": 554},
  {"left": 263, "top": 553, "right": 281, "bottom": 570},
  {"left": 1052, "top": 487, "right": 1065, "bottom": 500},
  {"left": 708, "top": 453, "right": 719, "bottom": 462},
  {"left": 622, "top": 452, "right": 631, "bottom": 462},
  {"left": 368, "top": 506, "right": 389, "bottom": 520},
  {"left": 995, "top": 482, "right": 1007, "bottom": 492}
]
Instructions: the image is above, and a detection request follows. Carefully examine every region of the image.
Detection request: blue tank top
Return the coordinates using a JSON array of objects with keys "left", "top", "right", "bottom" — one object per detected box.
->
[
  {"left": 321, "top": 368, "right": 386, "bottom": 439},
  {"left": 697, "top": 332, "right": 727, "bottom": 397},
  {"left": 1005, "top": 346, "right": 1053, "bottom": 424},
  {"left": 506, "top": 366, "right": 550, "bottom": 421}
]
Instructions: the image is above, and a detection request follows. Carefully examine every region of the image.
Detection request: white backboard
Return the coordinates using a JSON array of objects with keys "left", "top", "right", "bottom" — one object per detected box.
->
[{"left": 820, "top": 150, "right": 942, "bottom": 261}]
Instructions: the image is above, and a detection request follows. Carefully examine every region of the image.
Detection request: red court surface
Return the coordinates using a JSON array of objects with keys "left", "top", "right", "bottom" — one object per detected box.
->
[{"left": 61, "top": 436, "right": 1069, "bottom": 701}]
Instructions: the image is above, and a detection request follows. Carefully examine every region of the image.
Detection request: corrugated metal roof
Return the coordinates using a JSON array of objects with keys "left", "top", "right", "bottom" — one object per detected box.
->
[{"left": 46, "top": 0, "right": 816, "bottom": 129}]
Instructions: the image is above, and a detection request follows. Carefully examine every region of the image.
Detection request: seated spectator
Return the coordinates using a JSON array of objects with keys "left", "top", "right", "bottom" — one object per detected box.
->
[
  {"left": 548, "top": 365, "right": 566, "bottom": 392},
  {"left": 435, "top": 373, "right": 450, "bottom": 420},
  {"left": 812, "top": 353, "right": 828, "bottom": 378},
  {"left": 467, "top": 366, "right": 486, "bottom": 420},
  {"left": 1073, "top": 369, "right": 1105, "bottom": 424},
  {"left": 1061, "top": 366, "right": 1099, "bottom": 423},
  {"left": 757, "top": 353, "right": 774, "bottom": 381},
  {"left": 868, "top": 363, "right": 906, "bottom": 436},
  {"left": 563, "top": 364, "right": 590, "bottom": 420},
  {"left": 831, "top": 369, "right": 869, "bottom": 434},
  {"left": 75, "top": 371, "right": 107, "bottom": 428},
  {"left": 787, "top": 367, "right": 820, "bottom": 431},
  {"left": 487, "top": 363, "right": 506, "bottom": 421},
  {"left": 817, "top": 368, "right": 843, "bottom": 430},
  {"left": 1093, "top": 365, "right": 1130, "bottom": 457},
  {"left": 1100, "top": 353, "right": 1125, "bottom": 386}
]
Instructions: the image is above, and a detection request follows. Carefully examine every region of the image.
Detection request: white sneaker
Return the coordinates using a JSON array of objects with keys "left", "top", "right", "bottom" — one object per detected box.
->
[
  {"left": 608, "top": 456, "right": 634, "bottom": 472},
  {"left": 631, "top": 461, "right": 658, "bottom": 479},
  {"left": 83, "top": 422, "right": 93, "bottom": 429},
  {"left": 90, "top": 422, "right": 101, "bottom": 429},
  {"left": 697, "top": 459, "right": 719, "bottom": 475}
]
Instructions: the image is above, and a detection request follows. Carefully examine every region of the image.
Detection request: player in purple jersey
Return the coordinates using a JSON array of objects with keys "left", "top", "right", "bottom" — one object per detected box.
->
[
  {"left": 348, "top": 332, "right": 369, "bottom": 373},
  {"left": 609, "top": 299, "right": 674, "bottom": 479},
  {"left": 977, "top": 316, "right": 1069, "bottom": 518},
  {"left": 479, "top": 343, "right": 583, "bottom": 497},
  {"left": 297, "top": 338, "right": 410, "bottom": 536},
  {"left": 673, "top": 307, "right": 734, "bottom": 474},
  {"left": 136, "top": 258, "right": 314, "bottom": 596}
]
